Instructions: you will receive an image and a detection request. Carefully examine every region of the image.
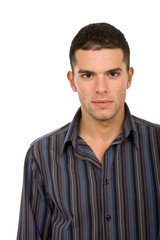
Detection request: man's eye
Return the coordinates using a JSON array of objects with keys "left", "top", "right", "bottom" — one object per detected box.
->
[
  {"left": 83, "top": 73, "right": 93, "bottom": 79},
  {"left": 108, "top": 72, "right": 118, "bottom": 77}
]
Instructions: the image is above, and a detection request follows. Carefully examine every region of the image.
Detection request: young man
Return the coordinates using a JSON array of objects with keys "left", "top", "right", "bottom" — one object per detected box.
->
[{"left": 17, "top": 23, "right": 160, "bottom": 240}]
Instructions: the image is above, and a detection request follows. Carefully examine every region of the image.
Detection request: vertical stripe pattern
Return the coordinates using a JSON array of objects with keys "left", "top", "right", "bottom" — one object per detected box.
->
[{"left": 17, "top": 104, "right": 160, "bottom": 240}]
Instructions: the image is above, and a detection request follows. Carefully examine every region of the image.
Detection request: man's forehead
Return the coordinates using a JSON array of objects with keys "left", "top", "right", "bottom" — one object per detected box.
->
[
  {"left": 75, "top": 48, "right": 124, "bottom": 62},
  {"left": 74, "top": 48, "right": 125, "bottom": 70}
]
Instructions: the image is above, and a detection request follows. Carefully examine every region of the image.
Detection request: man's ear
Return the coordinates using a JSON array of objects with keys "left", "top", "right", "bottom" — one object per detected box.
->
[
  {"left": 127, "top": 67, "right": 134, "bottom": 89},
  {"left": 67, "top": 71, "right": 77, "bottom": 92}
]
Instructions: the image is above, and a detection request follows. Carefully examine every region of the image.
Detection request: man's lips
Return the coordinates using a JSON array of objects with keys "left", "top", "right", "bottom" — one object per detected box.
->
[
  {"left": 92, "top": 100, "right": 113, "bottom": 103},
  {"left": 92, "top": 100, "right": 113, "bottom": 107}
]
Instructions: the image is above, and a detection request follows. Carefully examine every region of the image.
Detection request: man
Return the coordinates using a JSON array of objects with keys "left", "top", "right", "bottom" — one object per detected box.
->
[{"left": 17, "top": 23, "right": 160, "bottom": 240}]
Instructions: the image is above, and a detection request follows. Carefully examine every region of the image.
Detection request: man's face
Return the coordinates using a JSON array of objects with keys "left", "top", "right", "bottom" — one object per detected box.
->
[{"left": 67, "top": 48, "right": 133, "bottom": 122}]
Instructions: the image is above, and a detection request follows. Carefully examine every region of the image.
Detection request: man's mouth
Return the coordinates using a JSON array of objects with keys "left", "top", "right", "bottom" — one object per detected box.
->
[{"left": 92, "top": 100, "right": 113, "bottom": 107}]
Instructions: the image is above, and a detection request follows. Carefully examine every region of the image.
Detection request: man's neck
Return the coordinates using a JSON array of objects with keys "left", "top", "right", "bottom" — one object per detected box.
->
[{"left": 78, "top": 107, "right": 125, "bottom": 144}]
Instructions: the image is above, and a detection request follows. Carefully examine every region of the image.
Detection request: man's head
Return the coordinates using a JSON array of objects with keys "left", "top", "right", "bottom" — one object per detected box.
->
[
  {"left": 69, "top": 22, "right": 130, "bottom": 73},
  {"left": 67, "top": 23, "right": 134, "bottom": 124}
]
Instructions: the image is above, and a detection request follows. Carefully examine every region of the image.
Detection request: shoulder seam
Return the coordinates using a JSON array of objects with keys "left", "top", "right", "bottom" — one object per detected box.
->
[
  {"left": 30, "top": 122, "right": 71, "bottom": 146},
  {"left": 133, "top": 115, "right": 160, "bottom": 128}
]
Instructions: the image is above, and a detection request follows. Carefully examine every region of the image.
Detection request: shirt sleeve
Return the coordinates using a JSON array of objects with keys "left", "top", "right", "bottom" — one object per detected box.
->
[{"left": 17, "top": 147, "right": 52, "bottom": 240}]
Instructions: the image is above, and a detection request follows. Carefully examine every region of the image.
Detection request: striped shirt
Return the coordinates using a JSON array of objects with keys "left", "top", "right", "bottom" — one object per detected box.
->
[{"left": 17, "top": 103, "right": 160, "bottom": 240}]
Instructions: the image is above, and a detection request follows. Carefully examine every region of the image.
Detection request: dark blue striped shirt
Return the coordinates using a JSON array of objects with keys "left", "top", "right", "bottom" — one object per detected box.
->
[{"left": 17, "top": 103, "right": 160, "bottom": 240}]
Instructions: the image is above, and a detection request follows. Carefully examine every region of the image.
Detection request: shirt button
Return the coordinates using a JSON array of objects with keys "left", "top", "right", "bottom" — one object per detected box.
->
[
  {"left": 104, "top": 178, "right": 109, "bottom": 185},
  {"left": 106, "top": 215, "right": 111, "bottom": 221}
]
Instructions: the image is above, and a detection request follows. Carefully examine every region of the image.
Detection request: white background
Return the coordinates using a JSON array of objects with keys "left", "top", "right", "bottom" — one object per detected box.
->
[{"left": 0, "top": 0, "right": 160, "bottom": 238}]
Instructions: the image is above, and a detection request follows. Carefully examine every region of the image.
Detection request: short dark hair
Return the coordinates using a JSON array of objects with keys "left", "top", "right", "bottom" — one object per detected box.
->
[{"left": 69, "top": 23, "right": 130, "bottom": 72}]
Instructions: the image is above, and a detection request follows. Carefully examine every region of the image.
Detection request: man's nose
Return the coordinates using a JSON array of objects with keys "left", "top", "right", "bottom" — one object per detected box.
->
[{"left": 95, "top": 75, "right": 109, "bottom": 93}]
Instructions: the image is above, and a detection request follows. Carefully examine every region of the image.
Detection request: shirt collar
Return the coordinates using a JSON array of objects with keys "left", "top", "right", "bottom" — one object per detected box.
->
[
  {"left": 61, "top": 108, "right": 81, "bottom": 155},
  {"left": 123, "top": 103, "right": 139, "bottom": 149},
  {"left": 61, "top": 103, "right": 139, "bottom": 155}
]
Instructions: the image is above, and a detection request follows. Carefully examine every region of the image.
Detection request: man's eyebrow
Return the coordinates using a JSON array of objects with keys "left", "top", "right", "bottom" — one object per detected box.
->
[
  {"left": 78, "top": 70, "right": 95, "bottom": 74},
  {"left": 106, "top": 68, "right": 123, "bottom": 73}
]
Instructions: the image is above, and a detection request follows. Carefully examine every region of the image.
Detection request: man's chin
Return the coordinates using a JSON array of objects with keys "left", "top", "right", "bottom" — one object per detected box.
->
[{"left": 89, "top": 112, "right": 116, "bottom": 122}]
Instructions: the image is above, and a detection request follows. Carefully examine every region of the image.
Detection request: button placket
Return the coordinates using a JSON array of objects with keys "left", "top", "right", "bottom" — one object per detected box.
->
[{"left": 103, "top": 146, "right": 114, "bottom": 228}]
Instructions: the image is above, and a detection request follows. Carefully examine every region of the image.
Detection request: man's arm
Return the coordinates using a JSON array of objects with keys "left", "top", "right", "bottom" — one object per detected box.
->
[{"left": 17, "top": 148, "right": 52, "bottom": 240}]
